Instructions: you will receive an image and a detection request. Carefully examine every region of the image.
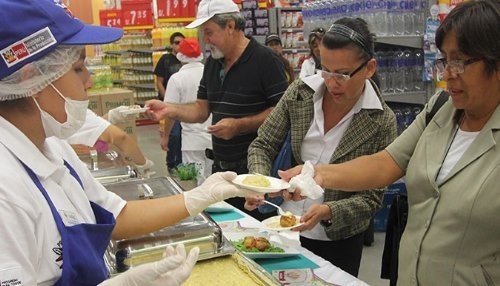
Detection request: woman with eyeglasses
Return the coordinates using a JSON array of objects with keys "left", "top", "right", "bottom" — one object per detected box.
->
[
  {"left": 299, "top": 27, "right": 325, "bottom": 79},
  {"left": 280, "top": 1, "right": 500, "bottom": 284},
  {"left": 246, "top": 17, "right": 397, "bottom": 276}
]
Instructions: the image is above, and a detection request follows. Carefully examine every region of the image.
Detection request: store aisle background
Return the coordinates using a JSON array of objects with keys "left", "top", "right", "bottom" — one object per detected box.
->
[{"left": 136, "top": 124, "right": 389, "bottom": 286}]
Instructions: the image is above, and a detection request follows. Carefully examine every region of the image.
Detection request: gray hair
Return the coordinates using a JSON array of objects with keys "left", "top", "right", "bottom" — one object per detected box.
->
[{"left": 211, "top": 12, "right": 245, "bottom": 31}]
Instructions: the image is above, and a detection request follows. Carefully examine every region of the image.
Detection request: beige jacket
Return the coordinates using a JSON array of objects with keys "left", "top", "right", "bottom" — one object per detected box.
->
[{"left": 386, "top": 95, "right": 500, "bottom": 285}]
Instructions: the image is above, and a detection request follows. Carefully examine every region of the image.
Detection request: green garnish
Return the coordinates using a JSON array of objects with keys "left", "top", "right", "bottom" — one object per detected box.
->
[{"left": 231, "top": 239, "right": 285, "bottom": 253}]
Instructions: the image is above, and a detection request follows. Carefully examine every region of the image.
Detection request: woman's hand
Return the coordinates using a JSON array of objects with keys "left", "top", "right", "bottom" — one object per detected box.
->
[{"left": 292, "top": 203, "right": 331, "bottom": 231}]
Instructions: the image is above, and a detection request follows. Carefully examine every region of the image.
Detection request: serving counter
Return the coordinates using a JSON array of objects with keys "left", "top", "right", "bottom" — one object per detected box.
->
[
  {"left": 102, "top": 176, "right": 368, "bottom": 285},
  {"left": 198, "top": 202, "right": 370, "bottom": 286}
]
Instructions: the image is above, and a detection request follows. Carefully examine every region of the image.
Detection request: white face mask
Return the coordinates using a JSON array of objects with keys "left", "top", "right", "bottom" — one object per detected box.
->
[{"left": 33, "top": 83, "right": 88, "bottom": 139}]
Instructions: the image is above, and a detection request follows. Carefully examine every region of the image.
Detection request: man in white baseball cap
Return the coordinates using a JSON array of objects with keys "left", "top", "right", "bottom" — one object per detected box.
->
[
  {"left": 186, "top": 0, "right": 240, "bottom": 28},
  {"left": 146, "top": 0, "right": 290, "bottom": 221}
]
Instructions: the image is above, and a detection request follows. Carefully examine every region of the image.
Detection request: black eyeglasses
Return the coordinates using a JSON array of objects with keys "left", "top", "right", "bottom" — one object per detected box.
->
[
  {"left": 434, "top": 58, "right": 482, "bottom": 78},
  {"left": 321, "top": 59, "right": 370, "bottom": 84},
  {"left": 173, "top": 40, "right": 181, "bottom": 45}
]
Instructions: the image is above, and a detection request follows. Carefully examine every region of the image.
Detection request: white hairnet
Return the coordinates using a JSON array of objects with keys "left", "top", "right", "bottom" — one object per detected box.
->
[{"left": 0, "top": 46, "right": 83, "bottom": 101}]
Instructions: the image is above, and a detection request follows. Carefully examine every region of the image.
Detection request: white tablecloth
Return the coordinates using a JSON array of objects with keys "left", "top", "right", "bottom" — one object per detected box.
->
[{"left": 212, "top": 202, "right": 369, "bottom": 286}]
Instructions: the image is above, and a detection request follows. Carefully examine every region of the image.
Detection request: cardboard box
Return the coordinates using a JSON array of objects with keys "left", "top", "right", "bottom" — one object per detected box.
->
[
  {"left": 115, "top": 119, "right": 136, "bottom": 139},
  {"left": 98, "top": 88, "right": 135, "bottom": 115},
  {"left": 87, "top": 93, "right": 103, "bottom": 116}
]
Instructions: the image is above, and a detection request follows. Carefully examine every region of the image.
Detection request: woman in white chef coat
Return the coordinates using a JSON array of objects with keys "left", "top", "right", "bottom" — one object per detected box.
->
[{"left": 0, "top": 1, "right": 256, "bottom": 285}]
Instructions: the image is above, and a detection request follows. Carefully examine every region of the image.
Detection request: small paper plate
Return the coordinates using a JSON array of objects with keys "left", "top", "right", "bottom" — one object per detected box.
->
[
  {"left": 261, "top": 215, "right": 303, "bottom": 231},
  {"left": 204, "top": 202, "right": 234, "bottom": 213},
  {"left": 119, "top": 107, "right": 148, "bottom": 115},
  {"left": 232, "top": 174, "right": 290, "bottom": 193}
]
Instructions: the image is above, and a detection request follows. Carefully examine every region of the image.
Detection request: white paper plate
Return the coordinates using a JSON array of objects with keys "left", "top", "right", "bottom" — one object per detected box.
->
[
  {"left": 225, "top": 232, "right": 300, "bottom": 259},
  {"left": 204, "top": 202, "right": 233, "bottom": 213},
  {"left": 232, "top": 174, "right": 290, "bottom": 193},
  {"left": 261, "top": 215, "right": 303, "bottom": 231},
  {"left": 119, "top": 107, "right": 148, "bottom": 115}
]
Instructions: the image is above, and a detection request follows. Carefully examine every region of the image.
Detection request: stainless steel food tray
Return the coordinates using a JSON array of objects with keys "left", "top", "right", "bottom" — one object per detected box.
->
[
  {"left": 103, "top": 177, "right": 234, "bottom": 274},
  {"left": 79, "top": 150, "right": 137, "bottom": 183}
]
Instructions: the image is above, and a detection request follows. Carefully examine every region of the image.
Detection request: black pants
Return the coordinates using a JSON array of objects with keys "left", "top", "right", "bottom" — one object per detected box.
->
[
  {"left": 300, "top": 232, "right": 364, "bottom": 277},
  {"left": 211, "top": 156, "right": 275, "bottom": 221},
  {"left": 166, "top": 121, "right": 182, "bottom": 170}
]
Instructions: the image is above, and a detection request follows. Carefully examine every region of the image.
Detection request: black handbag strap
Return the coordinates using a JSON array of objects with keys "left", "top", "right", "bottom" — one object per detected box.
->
[{"left": 425, "top": 91, "right": 450, "bottom": 125}]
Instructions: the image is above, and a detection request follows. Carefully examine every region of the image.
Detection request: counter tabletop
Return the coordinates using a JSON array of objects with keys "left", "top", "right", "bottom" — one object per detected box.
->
[{"left": 207, "top": 202, "right": 369, "bottom": 286}]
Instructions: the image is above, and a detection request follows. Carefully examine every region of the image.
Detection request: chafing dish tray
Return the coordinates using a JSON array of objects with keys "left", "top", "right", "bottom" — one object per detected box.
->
[
  {"left": 103, "top": 177, "right": 234, "bottom": 274},
  {"left": 78, "top": 150, "right": 137, "bottom": 184}
]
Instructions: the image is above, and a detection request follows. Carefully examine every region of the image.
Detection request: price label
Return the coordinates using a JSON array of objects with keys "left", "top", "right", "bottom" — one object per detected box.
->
[
  {"left": 122, "top": 1, "right": 154, "bottom": 28},
  {"left": 99, "top": 9, "right": 122, "bottom": 28}
]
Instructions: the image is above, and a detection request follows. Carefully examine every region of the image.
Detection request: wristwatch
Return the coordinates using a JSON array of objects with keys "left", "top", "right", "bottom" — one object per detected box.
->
[{"left": 320, "top": 219, "right": 332, "bottom": 227}]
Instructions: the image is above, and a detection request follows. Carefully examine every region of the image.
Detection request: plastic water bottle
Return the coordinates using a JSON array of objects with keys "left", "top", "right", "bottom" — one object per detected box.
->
[
  {"left": 363, "top": 0, "right": 377, "bottom": 33},
  {"left": 385, "top": 50, "right": 396, "bottom": 93},
  {"left": 403, "top": 0, "right": 415, "bottom": 35},
  {"left": 339, "top": 0, "right": 349, "bottom": 18},
  {"left": 393, "top": 108, "right": 404, "bottom": 134},
  {"left": 413, "top": 0, "right": 426, "bottom": 35},
  {"left": 392, "top": 0, "right": 406, "bottom": 36},
  {"left": 375, "top": 0, "right": 389, "bottom": 36},
  {"left": 413, "top": 49, "right": 425, "bottom": 91},
  {"left": 302, "top": 2, "right": 311, "bottom": 37},
  {"left": 375, "top": 50, "right": 388, "bottom": 93},
  {"left": 394, "top": 49, "right": 406, "bottom": 93},
  {"left": 403, "top": 49, "right": 414, "bottom": 92}
]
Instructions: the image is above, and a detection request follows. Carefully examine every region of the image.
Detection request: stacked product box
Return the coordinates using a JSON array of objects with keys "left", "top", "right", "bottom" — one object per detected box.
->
[{"left": 241, "top": 0, "right": 269, "bottom": 36}]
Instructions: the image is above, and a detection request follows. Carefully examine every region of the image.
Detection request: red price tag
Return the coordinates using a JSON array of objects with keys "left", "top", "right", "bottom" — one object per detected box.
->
[
  {"left": 99, "top": 9, "right": 122, "bottom": 28},
  {"left": 122, "top": 0, "right": 153, "bottom": 28}
]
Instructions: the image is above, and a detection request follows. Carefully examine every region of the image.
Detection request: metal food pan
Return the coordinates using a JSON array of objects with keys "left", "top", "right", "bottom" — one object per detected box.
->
[{"left": 103, "top": 177, "right": 234, "bottom": 274}]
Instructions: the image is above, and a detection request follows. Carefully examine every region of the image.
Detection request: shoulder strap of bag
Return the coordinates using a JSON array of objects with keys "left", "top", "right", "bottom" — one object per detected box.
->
[{"left": 425, "top": 91, "right": 450, "bottom": 125}]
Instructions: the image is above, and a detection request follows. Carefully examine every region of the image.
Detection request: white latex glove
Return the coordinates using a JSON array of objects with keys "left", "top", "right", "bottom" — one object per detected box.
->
[
  {"left": 136, "top": 159, "right": 156, "bottom": 178},
  {"left": 100, "top": 244, "right": 199, "bottom": 286},
  {"left": 183, "top": 171, "right": 260, "bottom": 216},
  {"left": 107, "top": 105, "right": 138, "bottom": 124}
]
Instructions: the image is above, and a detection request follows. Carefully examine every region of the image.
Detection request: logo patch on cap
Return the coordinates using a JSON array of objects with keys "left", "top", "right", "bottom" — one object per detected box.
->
[
  {"left": 1, "top": 27, "right": 57, "bottom": 68},
  {"left": 53, "top": 0, "right": 75, "bottom": 19}
]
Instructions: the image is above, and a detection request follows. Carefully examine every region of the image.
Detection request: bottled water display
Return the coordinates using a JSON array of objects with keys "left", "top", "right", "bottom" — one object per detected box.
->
[
  {"left": 390, "top": 104, "right": 422, "bottom": 134},
  {"left": 302, "top": 0, "right": 426, "bottom": 38},
  {"left": 375, "top": 47, "right": 425, "bottom": 94}
]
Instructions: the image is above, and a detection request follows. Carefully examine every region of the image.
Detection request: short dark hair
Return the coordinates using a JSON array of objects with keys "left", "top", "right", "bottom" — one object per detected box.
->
[
  {"left": 169, "top": 32, "right": 185, "bottom": 45},
  {"left": 436, "top": 0, "right": 500, "bottom": 76},
  {"left": 322, "top": 17, "right": 374, "bottom": 61}
]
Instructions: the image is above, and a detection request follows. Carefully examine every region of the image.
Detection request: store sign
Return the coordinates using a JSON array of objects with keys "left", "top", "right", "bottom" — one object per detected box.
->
[
  {"left": 157, "top": 0, "right": 182, "bottom": 18},
  {"left": 121, "top": 0, "right": 154, "bottom": 28},
  {"left": 99, "top": 9, "right": 122, "bottom": 28}
]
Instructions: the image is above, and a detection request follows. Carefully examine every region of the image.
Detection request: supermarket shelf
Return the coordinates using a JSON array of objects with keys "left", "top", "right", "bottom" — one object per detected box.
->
[
  {"left": 382, "top": 91, "right": 427, "bottom": 105},
  {"left": 278, "top": 6, "right": 301, "bottom": 11},
  {"left": 129, "top": 48, "right": 155, "bottom": 54},
  {"left": 126, "top": 83, "right": 156, "bottom": 90},
  {"left": 280, "top": 27, "right": 304, "bottom": 32},
  {"left": 283, "top": 48, "right": 309, "bottom": 53},
  {"left": 120, "top": 66, "right": 154, "bottom": 73},
  {"left": 375, "top": 35, "right": 424, "bottom": 49},
  {"left": 158, "top": 17, "right": 195, "bottom": 23},
  {"left": 104, "top": 50, "right": 129, "bottom": 55}
]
